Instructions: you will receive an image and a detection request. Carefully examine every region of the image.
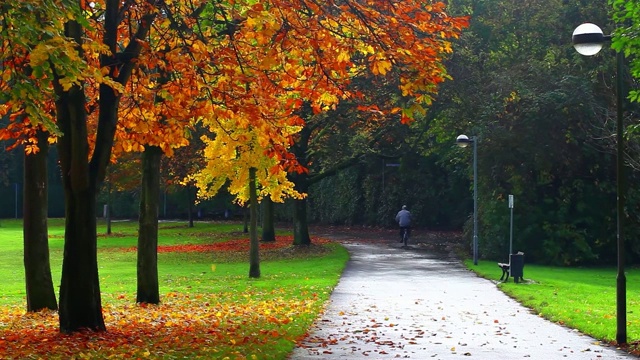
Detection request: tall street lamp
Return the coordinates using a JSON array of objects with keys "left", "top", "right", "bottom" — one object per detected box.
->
[
  {"left": 572, "top": 22, "right": 626, "bottom": 345},
  {"left": 456, "top": 134, "right": 478, "bottom": 265}
]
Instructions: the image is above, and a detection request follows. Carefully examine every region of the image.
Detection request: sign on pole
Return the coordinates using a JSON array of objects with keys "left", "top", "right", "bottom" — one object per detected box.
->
[{"left": 509, "top": 195, "right": 514, "bottom": 255}]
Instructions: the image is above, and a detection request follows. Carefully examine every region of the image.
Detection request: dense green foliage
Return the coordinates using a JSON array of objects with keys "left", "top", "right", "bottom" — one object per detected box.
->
[
  {"left": 307, "top": 155, "right": 470, "bottom": 230},
  {"left": 430, "top": 0, "right": 640, "bottom": 265}
]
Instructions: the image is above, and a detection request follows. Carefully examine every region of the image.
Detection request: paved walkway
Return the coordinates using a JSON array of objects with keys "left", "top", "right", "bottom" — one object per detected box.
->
[{"left": 289, "top": 240, "right": 636, "bottom": 359}]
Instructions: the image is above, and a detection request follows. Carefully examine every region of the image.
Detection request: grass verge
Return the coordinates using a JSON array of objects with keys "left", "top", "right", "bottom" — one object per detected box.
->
[
  {"left": 465, "top": 259, "right": 640, "bottom": 354},
  {"left": 0, "top": 219, "right": 349, "bottom": 359}
]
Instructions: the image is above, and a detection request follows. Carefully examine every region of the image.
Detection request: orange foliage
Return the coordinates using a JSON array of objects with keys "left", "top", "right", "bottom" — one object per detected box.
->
[
  {"left": 2, "top": 1, "right": 468, "bottom": 200},
  {"left": 188, "top": 1, "right": 469, "bottom": 202},
  {"left": 118, "top": 235, "right": 329, "bottom": 253},
  {"left": 0, "top": 291, "right": 320, "bottom": 359},
  {"left": 0, "top": 235, "right": 333, "bottom": 358}
]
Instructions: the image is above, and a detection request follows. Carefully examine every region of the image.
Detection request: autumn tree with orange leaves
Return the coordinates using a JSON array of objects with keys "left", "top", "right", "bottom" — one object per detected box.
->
[
  {"left": 1, "top": 0, "right": 467, "bottom": 334},
  {"left": 1, "top": 0, "right": 195, "bottom": 332},
  {"left": 189, "top": 1, "right": 469, "bottom": 245},
  {"left": 0, "top": 0, "right": 86, "bottom": 314}
]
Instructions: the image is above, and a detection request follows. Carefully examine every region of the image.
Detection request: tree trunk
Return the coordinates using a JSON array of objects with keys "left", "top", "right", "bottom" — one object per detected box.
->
[
  {"left": 248, "top": 168, "right": 260, "bottom": 278},
  {"left": 187, "top": 184, "right": 194, "bottom": 228},
  {"left": 293, "top": 197, "right": 311, "bottom": 246},
  {"left": 290, "top": 123, "right": 312, "bottom": 245},
  {"left": 243, "top": 206, "right": 249, "bottom": 233},
  {"left": 55, "top": 5, "right": 154, "bottom": 332},
  {"left": 56, "top": 23, "right": 107, "bottom": 330},
  {"left": 137, "top": 146, "right": 161, "bottom": 304},
  {"left": 261, "top": 197, "right": 275, "bottom": 242},
  {"left": 23, "top": 129, "right": 57, "bottom": 311},
  {"left": 57, "top": 108, "right": 106, "bottom": 332},
  {"left": 106, "top": 178, "right": 112, "bottom": 235},
  {"left": 58, "top": 184, "right": 105, "bottom": 332},
  {"left": 291, "top": 171, "right": 311, "bottom": 246}
]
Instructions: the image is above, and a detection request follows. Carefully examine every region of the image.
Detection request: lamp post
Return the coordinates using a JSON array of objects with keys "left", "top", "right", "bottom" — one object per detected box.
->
[
  {"left": 572, "top": 22, "right": 626, "bottom": 345},
  {"left": 456, "top": 134, "right": 478, "bottom": 265}
]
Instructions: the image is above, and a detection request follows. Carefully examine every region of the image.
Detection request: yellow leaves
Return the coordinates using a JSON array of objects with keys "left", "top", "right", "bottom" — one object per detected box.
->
[
  {"left": 29, "top": 43, "right": 53, "bottom": 68},
  {"left": 336, "top": 50, "right": 351, "bottom": 65},
  {"left": 2, "top": 69, "right": 12, "bottom": 83},
  {"left": 113, "top": 140, "right": 144, "bottom": 155},
  {"left": 362, "top": 45, "right": 376, "bottom": 55},
  {"left": 191, "top": 132, "right": 304, "bottom": 204},
  {"left": 161, "top": 17, "right": 172, "bottom": 29},
  {"left": 316, "top": 92, "right": 339, "bottom": 111},
  {"left": 245, "top": 16, "right": 262, "bottom": 29},
  {"left": 320, "top": 17, "right": 340, "bottom": 30},
  {"left": 370, "top": 58, "right": 393, "bottom": 76},
  {"left": 24, "top": 144, "right": 39, "bottom": 155},
  {"left": 440, "top": 40, "right": 453, "bottom": 54},
  {"left": 58, "top": 76, "right": 80, "bottom": 91}
]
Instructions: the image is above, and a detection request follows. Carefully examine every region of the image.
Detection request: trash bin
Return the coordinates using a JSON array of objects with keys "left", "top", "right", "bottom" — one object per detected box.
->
[{"left": 509, "top": 252, "right": 525, "bottom": 283}]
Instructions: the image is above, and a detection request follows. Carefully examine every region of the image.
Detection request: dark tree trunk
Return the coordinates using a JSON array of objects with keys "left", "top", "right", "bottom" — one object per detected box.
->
[
  {"left": 57, "top": 90, "right": 108, "bottom": 332},
  {"left": 292, "top": 190, "right": 311, "bottom": 246},
  {"left": 248, "top": 168, "right": 260, "bottom": 278},
  {"left": 291, "top": 124, "right": 312, "bottom": 246},
  {"left": 55, "top": 6, "right": 155, "bottom": 333},
  {"left": 137, "top": 146, "right": 161, "bottom": 304},
  {"left": 187, "top": 184, "right": 194, "bottom": 228},
  {"left": 56, "top": 21, "right": 107, "bottom": 329},
  {"left": 243, "top": 206, "right": 249, "bottom": 233},
  {"left": 58, "top": 183, "right": 105, "bottom": 332},
  {"left": 23, "top": 129, "right": 57, "bottom": 311},
  {"left": 261, "top": 197, "right": 275, "bottom": 242},
  {"left": 106, "top": 178, "right": 112, "bottom": 235}
]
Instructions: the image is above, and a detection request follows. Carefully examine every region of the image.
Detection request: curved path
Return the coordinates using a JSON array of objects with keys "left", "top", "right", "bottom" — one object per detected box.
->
[{"left": 289, "top": 239, "right": 635, "bottom": 359}]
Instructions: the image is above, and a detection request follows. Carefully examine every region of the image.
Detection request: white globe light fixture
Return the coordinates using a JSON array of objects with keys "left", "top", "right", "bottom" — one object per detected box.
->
[
  {"left": 572, "top": 23, "right": 609, "bottom": 56},
  {"left": 456, "top": 134, "right": 471, "bottom": 148}
]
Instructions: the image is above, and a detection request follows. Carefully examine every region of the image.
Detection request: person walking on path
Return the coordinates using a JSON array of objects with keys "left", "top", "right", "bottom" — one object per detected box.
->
[
  {"left": 290, "top": 237, "right": 635, "bottom": 359},
  {"left": 395, "top": 205, "right": 412, "bottom": 243}
]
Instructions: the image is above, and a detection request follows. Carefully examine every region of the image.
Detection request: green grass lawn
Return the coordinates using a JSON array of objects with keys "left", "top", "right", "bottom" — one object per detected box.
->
[
  {"left": 466, "top": 259, "right": 640, "bottom": 350},
  {"left": 0, "top": 219, "right": 349, "bottom": 359},
  {"left": 5, "top": 218, "right": 640, "bottom": 357}
]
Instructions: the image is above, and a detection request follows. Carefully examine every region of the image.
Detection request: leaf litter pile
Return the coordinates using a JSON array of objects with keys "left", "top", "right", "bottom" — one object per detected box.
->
[
  {"left": 0, "top": 235, "right": 334, "bottom": 359},
  {"left": 118, "top": 234, "right": 332, "bottom": 263}
]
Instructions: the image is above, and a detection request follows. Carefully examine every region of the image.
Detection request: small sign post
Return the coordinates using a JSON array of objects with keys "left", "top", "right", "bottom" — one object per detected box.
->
[
  {"left": 382, "top": 161, "right": 400, "bottom": 193},
  {"left": 509, "top": 195, "right": 514, "bottom": 255}
]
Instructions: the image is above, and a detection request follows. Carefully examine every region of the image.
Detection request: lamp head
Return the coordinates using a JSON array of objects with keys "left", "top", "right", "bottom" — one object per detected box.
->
[
  {"left": 456, "top": 134, "right": 472, "bottom": 148},
  {"left": 572, "top": 23, "right": 607, "bottom": 56}
]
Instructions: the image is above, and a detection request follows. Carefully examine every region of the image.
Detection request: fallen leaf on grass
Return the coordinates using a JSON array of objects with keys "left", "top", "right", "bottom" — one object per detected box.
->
[
  {"left": 0, "top": 291, "right": 321, "bottom": 359},
  {"left": 118, "top": 235, "right": 330, "bottom": 254}
]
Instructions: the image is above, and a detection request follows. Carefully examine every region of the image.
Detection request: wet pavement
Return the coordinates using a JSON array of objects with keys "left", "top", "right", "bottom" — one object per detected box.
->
[{"left": 289, "top": 239, "right": 636, "bottom": 359}]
